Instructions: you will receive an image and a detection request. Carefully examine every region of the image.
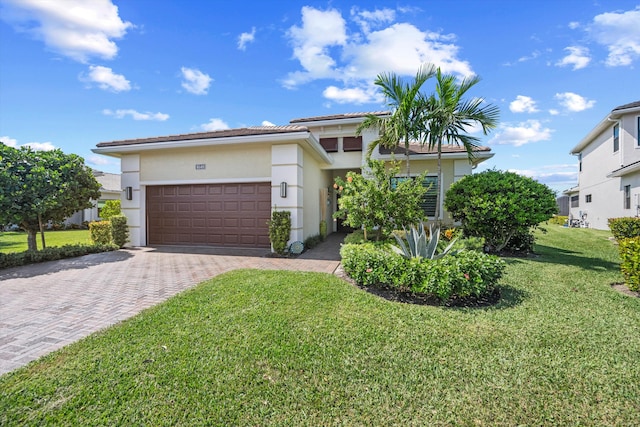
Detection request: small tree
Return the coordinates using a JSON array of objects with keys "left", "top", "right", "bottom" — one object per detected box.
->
[
  {"left": 444, "top": 169, "right": 557, "bottom": 253},
  {"left": 0, "top": 143, "right": 101, "bottom": 251},
  {"left": 333, "top": 159, "right": 428, "bottom": 241}
]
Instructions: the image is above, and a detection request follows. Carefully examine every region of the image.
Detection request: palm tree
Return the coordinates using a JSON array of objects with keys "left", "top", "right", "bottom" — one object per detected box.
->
[
  {"left": 421, "top": 68, "right": 499, "bottom": 219},
  {"left": 357, "top": 63, "right": 436, "bottom": 176}
]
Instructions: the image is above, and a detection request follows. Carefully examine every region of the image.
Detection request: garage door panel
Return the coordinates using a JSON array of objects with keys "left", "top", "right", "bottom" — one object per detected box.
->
[{"left": 147, "top": 182, "right": 271, "bottom": 247}]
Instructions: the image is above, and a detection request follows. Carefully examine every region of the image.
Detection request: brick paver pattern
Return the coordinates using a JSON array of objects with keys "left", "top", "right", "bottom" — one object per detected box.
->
[{"left": 0, "top": 243, "right": 340, "bottom": 375}]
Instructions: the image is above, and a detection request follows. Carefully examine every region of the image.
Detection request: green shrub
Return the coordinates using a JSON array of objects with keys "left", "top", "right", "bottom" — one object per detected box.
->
[
  {"left": 344, "top": 230, "right": 367, "bottom": 245},
  {"left": 304, "top": 234, "right": 323, "bottom": 250},
  {"left": 340, "top": 243, "right": 505, "bottom": 301},
  {"left": 268, "top": 210, "right": 291, "bottom": 255},
  {"left": 502, "top": 228, "right": 536, "bottom": 254},
  {"left": 0, "top": 243, "right": 118, "bottom": 269},
  {"left": 89, "top": 221, "right": 113, "bottom": 245},
  {"left": 608, "top": 217, "right": 640, "bottom": 241},
  {"left": 619, "top": 237, "right": 640, "bottom": 292},
  {"left": 340, "top": 243, "right": 408, "bottom": 288},
  {"left": 414, "top": 250, "right": 505, "bottom": 300},
  {"left": 110, "top": 214, "right": 129, "bottom": 248},
  {"left": 445, "top": 169, "right": 557, "bottom": 254},
  {"left": 549, "top": 215, "right": 568, "bottom": 226},
  {"left": 100, "top": 199, "right": 121, "bottom": 220},
  {"left": 319, "top": 220, "right": 327, "bottom": 240}
]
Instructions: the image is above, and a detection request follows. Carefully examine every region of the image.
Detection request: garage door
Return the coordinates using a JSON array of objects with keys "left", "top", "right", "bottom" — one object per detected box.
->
[{"left": 146, "top": 183, "right": 271, "bottom": 247}]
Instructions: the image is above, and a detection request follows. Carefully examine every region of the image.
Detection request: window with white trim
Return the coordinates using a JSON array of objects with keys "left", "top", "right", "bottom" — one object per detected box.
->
[
  {"left": 613, "top": 124, "right": 619, "bottom": 152},
  {"left": 585, "top": 194, "right": 592, "bottom": 203},
  {"left": 624, "top": 185, "right": 631, "bottom": 209},
  {"left": 570, "top": 195, "right": 579, "bottom": 208}
]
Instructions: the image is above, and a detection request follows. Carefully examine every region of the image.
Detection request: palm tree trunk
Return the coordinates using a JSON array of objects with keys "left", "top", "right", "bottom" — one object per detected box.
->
[{"left": 435, "top": 144, "right": 443, "bottom": 220}]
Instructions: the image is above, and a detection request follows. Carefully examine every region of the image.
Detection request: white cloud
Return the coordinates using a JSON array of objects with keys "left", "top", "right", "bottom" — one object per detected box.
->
[
  {"left": 323, "top": 85, "right": 383, "bottom": 104},
  {"left": 488, "top": 120, "right": 553, "bottom": 147},
  {"left": 589, "top": 6, "right": 640, "bottom": 66},
  {"left": 568, "top": 21, "right": 580, "bottom": 30},
  {"left": 261, "top": 120, "right": 276, "bottom": 126},
  {"left": 200, "top": 118, "right": 230, "bottom": 131},
  {"left": 1, "top": 135, "right": 18, "bottom": 147},
  {"left": 344, "top": 23, "right": 473, "bottom": 81},
  {"left": 548, "top": 109, "right": 559, "bottom": 116},
  {"left": 556, "top": 46, "right": 591, "bottom": 70},
  {"left": 509, "top": 95, "right": 539, "bottom": 113},
  {"left": 351, "top": 7, "right": 396, "bottom": 33},
  {"left": 509, "top": 164, "right": 578, "bottom": 188},
  {"left": 283, "top": 7, "right": 347, "bottom": 88},
  {"left": 283, "top": 6, "right": 473, "bottom": 94},
  {"left": 180, "top": 67, "right": 212, "bottom": 95},
  {"left": 88, "top": 155, "right": 112, "bottom": 166},
  {"left": 1, "top": 136, "right": 56, "bottom": 151},
  {"left": 238, "top": 27, "right": 256, "bottom": 51},
  {"left": 81, "top": 65, "right": 131, "bottom": 92},
  {"left": 554, "top": 92, "right": 595, "bottom": 112},
  {"left": 1, "top": 0, "right": 132, "bottom": 63},
  {"left": 103, "top": 109, "right": 169, "bottom": 121}
]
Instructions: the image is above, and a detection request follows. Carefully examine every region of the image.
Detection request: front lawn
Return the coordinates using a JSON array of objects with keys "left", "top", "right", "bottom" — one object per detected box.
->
[
  {"left": 0, "top": 230, "right": 91, "bottom": 254},
  {"left": 1, "top": 227, "right": 639, "bottom": 425}
]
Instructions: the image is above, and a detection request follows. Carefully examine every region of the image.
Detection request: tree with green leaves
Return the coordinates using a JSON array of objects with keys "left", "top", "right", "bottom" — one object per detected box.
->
[
  {"left": 333, "top": 159, "right": 428, "bottom": 241},
  {"left": 357, "top": 63, "right": 436, "bottom": 176},
  {"left": 0, "top": 143, "right": 101, "bottom": 251},
  {"left": 421, "top": 68, "right": 500, "bottom": 219}
]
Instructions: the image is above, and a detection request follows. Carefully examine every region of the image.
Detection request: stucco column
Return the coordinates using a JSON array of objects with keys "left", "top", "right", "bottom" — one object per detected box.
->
[
  {"left": 120, "top": 154, "right": 142, "bottom": 246},
  {"left": 271, "top": 144, "right": 303, "bottom": 245}
]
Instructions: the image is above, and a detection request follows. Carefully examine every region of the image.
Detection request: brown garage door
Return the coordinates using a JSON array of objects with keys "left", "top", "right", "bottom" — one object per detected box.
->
[{"left": 146, "top": 183, "right": 271, "bottom": 247}]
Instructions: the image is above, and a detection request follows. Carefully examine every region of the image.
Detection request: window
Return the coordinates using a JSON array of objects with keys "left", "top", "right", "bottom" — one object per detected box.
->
[
  {"left": 585, "top": 194, "right": 592, "bottom": 203},
  {"left": 319, "top": 137, "right": 338, "bottom": 152},
  {"left": 624, "top": 185, "right": 631, "bottom": 209},
  {"left": 578, "top": 153, "right": 582, "bottom": 172},
  {"left": 570, "top": 195, "right": 579, "bottom": 208},
  {"left": 613, "top": 124, "right": 619, "bottom": 152},
  {"left": 391, "top": 176, "right": 439, "bottom": 217},
  {"left": 343, "top": 136, "right": 363, "bottom": 151},
  {"left": 637, "top": 117, "right": 640, "bottom": 147}
]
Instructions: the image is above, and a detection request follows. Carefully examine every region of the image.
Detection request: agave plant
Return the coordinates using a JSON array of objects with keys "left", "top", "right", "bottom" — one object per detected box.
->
[{"left": 392, "top": 221, "right": 457, "bottom": 260}]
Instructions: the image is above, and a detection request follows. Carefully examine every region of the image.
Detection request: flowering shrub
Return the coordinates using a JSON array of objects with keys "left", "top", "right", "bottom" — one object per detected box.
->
[{"left": 340, "top": 243, "right": 505, "bottom": 301}]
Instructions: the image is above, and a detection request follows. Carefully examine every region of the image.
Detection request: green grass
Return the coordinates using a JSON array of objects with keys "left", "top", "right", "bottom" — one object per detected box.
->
[
  {"left": 1, "top": 226, "right": 639, "bottom": 426},
  {"left": 0, "top": 230, "right": 91, "bottom": 253}
]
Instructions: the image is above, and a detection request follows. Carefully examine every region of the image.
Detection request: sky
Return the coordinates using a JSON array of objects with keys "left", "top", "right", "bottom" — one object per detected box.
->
[{"left": 1, "top": 0, "right": 639, "bottom": 195}]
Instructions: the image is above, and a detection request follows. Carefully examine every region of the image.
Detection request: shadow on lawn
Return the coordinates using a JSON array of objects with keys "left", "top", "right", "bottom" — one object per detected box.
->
[
  {"left": 0, "top": 250, "right": 133, "bottom": 280},
  {"left": 511, "top": 244, "right": 620, "bottom": 272}
]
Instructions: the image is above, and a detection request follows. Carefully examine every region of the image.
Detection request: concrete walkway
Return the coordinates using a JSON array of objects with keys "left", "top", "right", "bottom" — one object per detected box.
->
[{"left": 0, "top": 233, "right": 345, "bottom": 376}]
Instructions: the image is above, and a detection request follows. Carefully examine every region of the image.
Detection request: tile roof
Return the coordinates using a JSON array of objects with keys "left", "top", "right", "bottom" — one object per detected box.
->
[
  {"left": 96, "top": 125, "right": 309, "bottom": 147},
  {"left": 612, "top": 100, "right": 640, "bottom": 111},
  {"left": 379, "top": 143, "right": 491, "bottom": 155},
  {"left": 289, "top": 111, "right": 389, "bottom": 123}
]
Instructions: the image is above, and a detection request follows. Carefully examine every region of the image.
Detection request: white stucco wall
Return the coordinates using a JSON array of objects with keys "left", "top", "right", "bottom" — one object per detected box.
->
[{"left": 571, "top": 122, "right": 634, "bottom": 229}]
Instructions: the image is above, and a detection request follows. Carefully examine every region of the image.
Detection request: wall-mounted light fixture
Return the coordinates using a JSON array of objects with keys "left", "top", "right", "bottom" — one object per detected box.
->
[
  {"left": 125, "top": 186, "right": 133, "bottom": 200},
  {"left": 280, "top": 182, "right": 287, "bottom": 198}
]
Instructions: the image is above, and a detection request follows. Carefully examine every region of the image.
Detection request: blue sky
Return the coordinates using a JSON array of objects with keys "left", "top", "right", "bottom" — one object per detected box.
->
[{"left": 1, "top": 0, "right": 639, "bottom": 194}]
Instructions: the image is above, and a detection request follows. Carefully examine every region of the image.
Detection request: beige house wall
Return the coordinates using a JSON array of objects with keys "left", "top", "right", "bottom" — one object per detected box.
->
[{"left": 140, "top": 145, "right": 271, "bottom": 182}]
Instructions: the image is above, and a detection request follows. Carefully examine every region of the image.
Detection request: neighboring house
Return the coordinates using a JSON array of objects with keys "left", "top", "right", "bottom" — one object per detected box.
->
[
  {"left": 64, "top": 170, "right": 121, "bottom": 226},
  {"left": 566, "top": 101, "right": 640, "bottom": 230},
  {"left": 92, "top": 112, "right": 494, "bottom": 248}
]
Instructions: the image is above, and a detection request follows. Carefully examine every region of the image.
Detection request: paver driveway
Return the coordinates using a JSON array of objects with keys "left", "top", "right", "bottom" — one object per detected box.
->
[{"left": 0, "top": 238, "right": 342, "bottom": 376}]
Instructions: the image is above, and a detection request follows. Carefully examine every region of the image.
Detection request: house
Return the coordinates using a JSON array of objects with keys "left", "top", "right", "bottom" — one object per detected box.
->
[
  {"left": 566, "top": 101, "right": 640, "bottom": 229},
  {"left": 92, "top": 112, "right": 494, "bottom": 248},
  {"left": 64, "top": 170, "right": 121, "bottom": 227}
]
